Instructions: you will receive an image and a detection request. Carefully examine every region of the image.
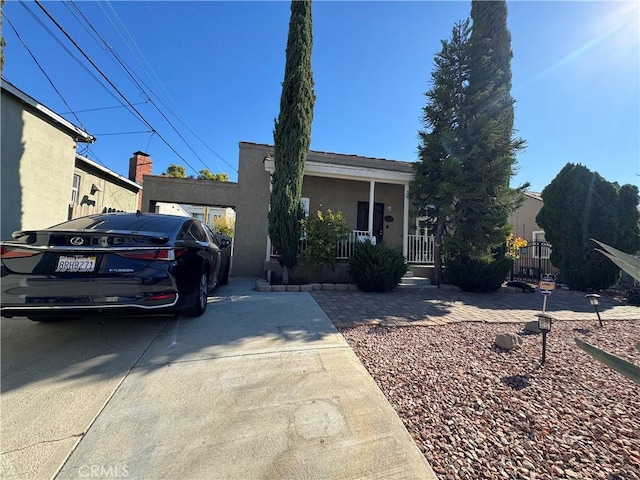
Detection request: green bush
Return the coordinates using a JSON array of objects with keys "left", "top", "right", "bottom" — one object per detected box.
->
[
  {"left": 349, "top": 240, "right": 407, "bottom": 292},
  {"left": 299, "top": 209, "right": 349, "bottom": 271},
  {"left": 444, "top": 255, "right": 512, "bottom": 292}
]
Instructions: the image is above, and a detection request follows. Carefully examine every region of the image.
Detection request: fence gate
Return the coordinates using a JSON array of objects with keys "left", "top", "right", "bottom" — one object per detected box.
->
[{"left": 510, "top": 241, "right": 560, "bottom": 282}]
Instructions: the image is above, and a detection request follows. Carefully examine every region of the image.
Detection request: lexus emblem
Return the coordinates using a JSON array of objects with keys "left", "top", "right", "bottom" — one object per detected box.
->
[{"left": 70, "top": 237, "right": 84, "bottom": 246}]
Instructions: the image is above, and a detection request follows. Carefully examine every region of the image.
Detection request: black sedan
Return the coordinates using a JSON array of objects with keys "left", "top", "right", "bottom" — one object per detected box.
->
[{"left": 0, "top": 212, "right": 232, "bottom": 321}]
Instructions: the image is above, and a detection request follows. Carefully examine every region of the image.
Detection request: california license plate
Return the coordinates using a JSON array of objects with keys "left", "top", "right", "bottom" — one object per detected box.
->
[{"left": 56, "top": 255, "right": 97, "bottom": 273}]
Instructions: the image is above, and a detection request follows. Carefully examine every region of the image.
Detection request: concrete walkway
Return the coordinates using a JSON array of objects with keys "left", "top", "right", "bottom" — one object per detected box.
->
[{"left": 55, "top": 278, "right": 437, "bottom": 480}]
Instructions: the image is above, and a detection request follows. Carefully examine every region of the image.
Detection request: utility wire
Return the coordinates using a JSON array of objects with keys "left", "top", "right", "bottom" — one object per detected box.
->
[
  {"left": 4, "top": 12, "right": 86, "bottom": 129},
  {"left": 71, "top": 1, "right": 237, "bottom": 174},
  {"left": 59, "top": 101, "right": 148, "bottom": 115},
  {"left": 33, "top": 0, "right": 203, "bottom": 177},
  {"left": 17, "top": 1, "right": 128, "bottom": 117}
]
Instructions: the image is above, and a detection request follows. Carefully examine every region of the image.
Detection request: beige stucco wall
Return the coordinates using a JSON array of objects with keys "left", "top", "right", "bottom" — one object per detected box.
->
[
  {"left": 1, "top": 91, "right": 77, "bottom": 239},
  {"left": 73, "top": 162, "right": 139, "bottom": 214},
  {"left": 508, "top": 194, "right": 544, "bottom": 241},
  {"left": 140, "top": 176, "right": 239, "bottom": 213},
  {"left": 233, "top": 142, "right": 410, "bottom": 277},
  {"left": 301, "top": 177, "right": 405, "bottom": 250},
  {"left": 233, "top": 143, "right": 273, "bottom": 276}
]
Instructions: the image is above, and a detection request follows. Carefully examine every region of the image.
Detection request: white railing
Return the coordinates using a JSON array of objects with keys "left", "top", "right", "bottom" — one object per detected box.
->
[
  {"left": 270, "top": 231, "right": 435, "bottom": 264},
  {"left": 336, "top": 230, "right": 373, "bottom": 259},
  {"left": 407, "top": 234, "right": 435, "bottom": 264}
]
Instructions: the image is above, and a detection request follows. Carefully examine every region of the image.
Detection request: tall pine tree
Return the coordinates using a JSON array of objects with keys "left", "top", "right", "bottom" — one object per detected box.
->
[
  {"left": 410, "top": 20, "right": 471, "bottom": 285},
  {"left": 450, "top": 0, "right": 527, "bottom": 258},
  {"left": 268, "top": 0, "right": 315, "bottom": 284}
]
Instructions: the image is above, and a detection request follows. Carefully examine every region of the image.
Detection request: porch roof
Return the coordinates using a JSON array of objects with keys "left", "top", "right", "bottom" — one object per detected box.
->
[{"left": 262, "top": 146, "right": 414, "bottom": 185}]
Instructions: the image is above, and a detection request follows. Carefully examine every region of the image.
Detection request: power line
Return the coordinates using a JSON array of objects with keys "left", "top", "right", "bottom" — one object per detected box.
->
[
  {"left": 59, "top": 101, "right": 148, "bottom": 115},
  {"left": 4, "top": 12, "right": 85, "bottom": 129},
  {"left": 86, "top": 1, "right": 237, "bottom": 173},
  {"left": 16, "top": 1, "right": 129, "bottom": 116},
  {"left": 33, "top": 0, "right": 203, "bottom": 177}
]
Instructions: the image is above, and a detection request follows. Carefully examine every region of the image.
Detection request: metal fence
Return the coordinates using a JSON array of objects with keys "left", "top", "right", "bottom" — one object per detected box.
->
[{"left": 510, "top": 241, "right": 560, "bottom": 282}]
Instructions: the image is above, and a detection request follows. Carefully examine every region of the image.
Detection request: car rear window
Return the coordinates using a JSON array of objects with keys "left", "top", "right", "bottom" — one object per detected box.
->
[{"left": 50, "top": 214, "right": 184, "bottom": 233}]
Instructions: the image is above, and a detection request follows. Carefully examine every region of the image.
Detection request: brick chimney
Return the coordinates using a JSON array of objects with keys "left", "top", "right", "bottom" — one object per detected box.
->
[{"left": 129, "top": 151, "right": 153, "bottom": 210}]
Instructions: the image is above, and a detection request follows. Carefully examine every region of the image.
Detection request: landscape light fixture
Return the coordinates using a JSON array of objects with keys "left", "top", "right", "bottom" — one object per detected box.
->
[
  {"left": 585, "top": 294, "right": 603, "bottom": 327},
  {"left": 535, "top": 313, "right": 554, "bottom": 365}
]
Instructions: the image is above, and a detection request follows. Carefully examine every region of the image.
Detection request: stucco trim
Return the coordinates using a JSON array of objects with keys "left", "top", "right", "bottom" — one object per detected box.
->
[
  {"left": 76, "top": 154, "right": 141, "bottom": 191},
  {"left": 263, "top": 159, "right": 412, "bottom": 184}
]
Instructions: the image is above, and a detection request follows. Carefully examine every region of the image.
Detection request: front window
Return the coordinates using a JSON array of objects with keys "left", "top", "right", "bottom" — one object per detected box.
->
[
  {"left": 300, "top": 197, "right": 310, "bottom": 218},
  {"left": 532, "top": 230, "right": 551, "bottom": 259},
  {"left": 71, "top": 174, "right": 81, "bottom": 204}
]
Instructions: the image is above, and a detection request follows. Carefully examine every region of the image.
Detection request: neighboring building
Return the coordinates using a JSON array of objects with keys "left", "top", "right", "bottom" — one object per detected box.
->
[
  {"left": 508, "top": 191, "right": 546, "bottom": 243},
  {"left": 0, "top": 81, "right": 145, "bottom": 238},
  {"left": 179, "top": 204, "right": 236, "bottom": 227},
  {"left": 1, "top": 80, "right": 95, "bottom": 238},
  {"left": 69, "top": 154, "right": 141, "bottom": 220},
  {"left": 155, "top": 202, "right": 191, "bottom": 217}
]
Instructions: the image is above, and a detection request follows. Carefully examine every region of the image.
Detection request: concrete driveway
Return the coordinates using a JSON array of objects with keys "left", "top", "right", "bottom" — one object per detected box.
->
[{"left": 3, "top": 278, "right": 435, "bottom": 479}]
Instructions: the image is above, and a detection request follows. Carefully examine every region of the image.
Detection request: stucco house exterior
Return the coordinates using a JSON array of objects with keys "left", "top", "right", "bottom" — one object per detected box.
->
[
  {"left": 141, "top": 141, "right": 433, "bottom": 279},
  {"left": 1, "top": 81, "right": 143, "bottom": 239},
  {"left": 68, "top": 153, "right": 141, "bottom": 220},
  {"left": 1, "top": 80, "right": 95, "bottom": 238},
  {"left": 508, "top": 191, "right": 546, "bottom": 244}
]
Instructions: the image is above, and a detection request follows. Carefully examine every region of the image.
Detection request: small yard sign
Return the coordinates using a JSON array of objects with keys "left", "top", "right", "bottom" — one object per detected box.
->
[
  {"left": 538, "top": 275, "right": 556, "bottom": 313},
  {"left": 538, "top": 275, "right": 556, "bottom": 295}
]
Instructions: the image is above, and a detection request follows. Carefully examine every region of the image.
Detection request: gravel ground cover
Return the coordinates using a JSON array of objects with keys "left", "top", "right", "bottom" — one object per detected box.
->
[{"left": 339, "top": 320, "right": 640, "bottom": 480}]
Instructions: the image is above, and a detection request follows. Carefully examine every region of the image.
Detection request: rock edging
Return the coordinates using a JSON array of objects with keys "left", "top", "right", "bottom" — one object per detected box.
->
[{"left": 255, "top": 279, "right": 359, "bottom": 292}]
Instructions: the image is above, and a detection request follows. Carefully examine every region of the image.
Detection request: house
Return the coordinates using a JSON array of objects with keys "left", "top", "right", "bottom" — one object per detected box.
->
[
  {"left": 69, "top": 153, "right": 141, "bottom": 220},
  {"left": 0, "top": 80, "right": 143, "bottom": 239},
  {"left": 508, "top": 191, "right": 546, "bottom": 243},
  {"left": 1, "top": 80, "right": 95, "bottom": 238},
  {"left": 507, "top": 191, "right": 556, "bottom": 280},
  {"left": 139, "top": 141, "right": 434, "bottom": 279}
]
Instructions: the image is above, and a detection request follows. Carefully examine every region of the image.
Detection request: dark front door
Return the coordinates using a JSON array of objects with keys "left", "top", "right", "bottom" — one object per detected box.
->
[{"left": 357, "top": 201, "right": 384, "bottom": 244}]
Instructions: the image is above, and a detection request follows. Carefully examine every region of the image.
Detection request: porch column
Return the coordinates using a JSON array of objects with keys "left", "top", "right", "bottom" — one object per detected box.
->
[
  {"left": 403, "top": 183, "right": 409, "bottom": 258},
  {"left": 368, "top": 181, "right": 375, "bottom": 236}
]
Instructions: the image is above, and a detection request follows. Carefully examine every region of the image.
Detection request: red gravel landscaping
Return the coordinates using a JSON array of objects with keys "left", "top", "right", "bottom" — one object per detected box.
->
[{"left": 339, "top": 320, "right": 640, "bottom": 480}]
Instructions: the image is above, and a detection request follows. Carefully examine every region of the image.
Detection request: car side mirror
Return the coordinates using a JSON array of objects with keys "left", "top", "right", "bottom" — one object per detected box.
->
[{"left": 219, "top": 238, "right": 231, "bottom": 248}]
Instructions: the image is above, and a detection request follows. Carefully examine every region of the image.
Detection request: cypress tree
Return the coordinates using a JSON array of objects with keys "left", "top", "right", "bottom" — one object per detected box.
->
[
  {"left": 537, "top": 163, "right": 640, "bottom": 290},
  {"left": 268, "top": 0, "right": 315, "bottom": 284},
  {"left": 450, "top": 0, "right": 527, "bottom": 257}
]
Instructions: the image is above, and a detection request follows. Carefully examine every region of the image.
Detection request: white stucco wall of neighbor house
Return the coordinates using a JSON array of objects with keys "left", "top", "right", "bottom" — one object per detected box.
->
[{"left": 1, "top": 88, "right": 82, "bottom": 239}]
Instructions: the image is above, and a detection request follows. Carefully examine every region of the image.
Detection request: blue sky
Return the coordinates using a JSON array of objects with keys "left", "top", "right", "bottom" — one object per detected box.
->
[{"left": 2, "top": 1, "right": 639, "bottom": 192}]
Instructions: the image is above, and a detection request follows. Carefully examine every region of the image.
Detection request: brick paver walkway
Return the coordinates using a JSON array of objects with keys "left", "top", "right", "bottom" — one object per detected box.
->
[{"left": 311, "top": 287, "right": 640, "bottom": 328}]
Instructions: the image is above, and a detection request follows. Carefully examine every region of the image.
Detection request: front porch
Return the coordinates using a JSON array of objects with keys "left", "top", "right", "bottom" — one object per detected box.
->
[{"left": 270, "top": 230, "right": 436, "bottom": 264}]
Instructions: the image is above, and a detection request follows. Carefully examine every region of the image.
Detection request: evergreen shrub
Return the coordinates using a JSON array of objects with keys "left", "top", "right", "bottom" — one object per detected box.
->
[
  {"left": 445, "top": 255, "right": 512, "bottom": 292},
  {"left": 349, "top": 240, "right": 407, "bottom": 292}
]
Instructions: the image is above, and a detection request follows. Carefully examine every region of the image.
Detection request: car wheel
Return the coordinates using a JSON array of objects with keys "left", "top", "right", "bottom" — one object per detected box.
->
[
  {"left": 183, "top": 272, "right": 209, "bottom": 317},
  {"left": 220, "top": 262, "right": 230, "bottom": 286}
]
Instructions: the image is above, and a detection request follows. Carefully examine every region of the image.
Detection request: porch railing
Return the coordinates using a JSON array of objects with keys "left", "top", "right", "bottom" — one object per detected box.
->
[
  {"left": 407, "top": 234, "right": 435, "bottom": 264},
  {"left": 270, "top": 231, "right": 436, "bottom": 265},
  {"left": 336, "top": 230, "right": 374, "bottom": 259}
]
